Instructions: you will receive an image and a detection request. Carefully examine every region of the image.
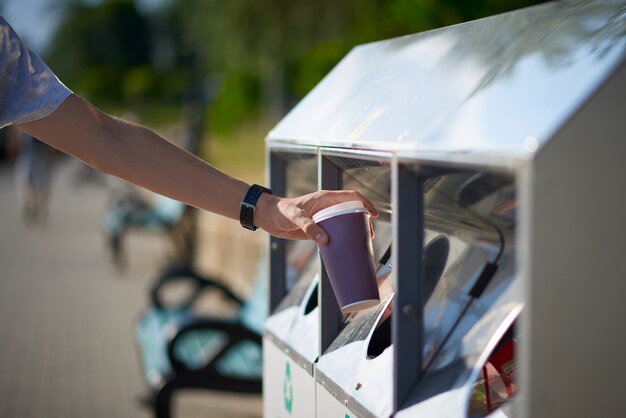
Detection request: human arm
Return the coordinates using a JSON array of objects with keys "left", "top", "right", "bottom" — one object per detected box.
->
[{"left": 17, "top": 95, "right": 377, "bottom": 244}]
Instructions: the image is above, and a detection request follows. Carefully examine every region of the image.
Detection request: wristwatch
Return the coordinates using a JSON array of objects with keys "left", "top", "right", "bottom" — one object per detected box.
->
[{"left": 240, "top": 184, "right": 273, "bottom": 231}]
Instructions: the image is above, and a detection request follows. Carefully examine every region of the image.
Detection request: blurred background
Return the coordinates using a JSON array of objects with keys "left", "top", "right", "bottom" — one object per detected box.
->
[{"left": 0, "top": 0, "right": 543, "bottom": 417}]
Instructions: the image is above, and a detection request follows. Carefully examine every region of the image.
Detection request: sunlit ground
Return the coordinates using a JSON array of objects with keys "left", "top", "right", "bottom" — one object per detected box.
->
[{"left": 0, "top": 148, "right": 263, "bottom": 417}]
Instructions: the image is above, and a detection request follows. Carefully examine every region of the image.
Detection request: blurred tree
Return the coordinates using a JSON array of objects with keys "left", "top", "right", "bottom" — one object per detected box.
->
[
  {"left": 170, "top": 0, "right": 545, "bottom": 133},
  {"left": 44, "top": 0, "right": 547, "bottom": 133},
  {"left": 46, "top": 0, "right": 163, "bottom": 104}
]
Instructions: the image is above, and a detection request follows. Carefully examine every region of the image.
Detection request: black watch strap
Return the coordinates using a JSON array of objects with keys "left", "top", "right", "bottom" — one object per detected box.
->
[{"left": 240, "top": 184, "right": 272, "bottom": 231}]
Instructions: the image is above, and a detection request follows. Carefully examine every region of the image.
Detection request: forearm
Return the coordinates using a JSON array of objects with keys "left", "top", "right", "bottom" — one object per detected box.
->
[
  {"left": 18, "top": 94, "right": 377, "bottom": 243},
  {"left": 18, "top": 95, "right": 250, "bottom": 220},
  {"left": 98, "top": 119, "right": 250, "bottom": 220}
]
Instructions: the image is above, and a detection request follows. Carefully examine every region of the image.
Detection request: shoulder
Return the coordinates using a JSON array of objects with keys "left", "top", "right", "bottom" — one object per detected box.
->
[{"left": 0, "top": 16, "right": 72, "bottom": 128}]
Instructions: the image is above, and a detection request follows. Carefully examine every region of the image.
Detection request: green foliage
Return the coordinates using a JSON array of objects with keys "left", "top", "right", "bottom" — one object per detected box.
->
[
  {"left": 291, "top": 39, "right": 347, "bottom": 98},
  {"left": 45, "top": 0, "right": 159, "bottom": 103},
  {"left": 168, "top": 0, "right": 546, "bottom": 130},
  {"left": 208, "top": 71, "right": 259, "bottom": 135},
  {"left": 45, "top": 0, "right": 546, "bottom": 132}
]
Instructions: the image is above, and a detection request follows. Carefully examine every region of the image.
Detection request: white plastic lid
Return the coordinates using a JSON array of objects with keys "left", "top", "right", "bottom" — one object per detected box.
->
[
  {"left": 341, "top": 299, "right": 380, "bottom": 313},
  {"left": 312, "top": 200, "right": 369, "bottom": 223}
]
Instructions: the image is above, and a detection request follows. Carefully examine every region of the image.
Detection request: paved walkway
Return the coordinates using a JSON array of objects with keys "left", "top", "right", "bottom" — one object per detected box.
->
[{"left": 0, "top": 159, "right": 262, "bottom": 418}]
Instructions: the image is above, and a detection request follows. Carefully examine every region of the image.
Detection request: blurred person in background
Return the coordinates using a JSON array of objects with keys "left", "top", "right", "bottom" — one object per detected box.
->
[
  {"left": 0, "top": 15, "right": 377, "bottom": 243},
  {"left": 14, "top": 132, "right": 56, "bottom": 225}
]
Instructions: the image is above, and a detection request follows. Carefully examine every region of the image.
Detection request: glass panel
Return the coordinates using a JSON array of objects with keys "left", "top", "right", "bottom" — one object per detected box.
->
[
  {"left": 419, "top": 169, "right": 517, "bottom": 368},
  {"left": 274, "top": 152, "right": 319, "bottom": 312},
  {"left": 317, "top": 156, "right": 394, "bottom": 344},
  {"left": 317, "top": 161, "right": 518, "bottom": 367},
  {"left": 326, "top": 155, "right": 393, "bottom": 267}
]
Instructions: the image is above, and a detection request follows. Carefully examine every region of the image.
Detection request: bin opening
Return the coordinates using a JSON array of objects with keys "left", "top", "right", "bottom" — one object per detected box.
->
[
  {"left": 367, "top": 298, "right": 393, "bottom": 359},
  {"left": 366, "top": 236, "right": 450, "bottom": 360},
  {"left": 304, "top": 282, "right": 318, "bottom": 316}
]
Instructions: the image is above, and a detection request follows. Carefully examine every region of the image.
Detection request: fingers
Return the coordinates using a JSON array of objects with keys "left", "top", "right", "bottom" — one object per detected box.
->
[
  {"left": 344, "top": 190, "right": 377, "bottom": 218},
  {"left": 303, "top": 190, "right": 377, "bottom": 245},
  {"left": 360, "top": 195, "right": 378, "bottom": 218},
  {"left": 315, "top": 190, "right": 378, "bottom": 218},
  {"left": 299, "top": 216, "right": 329, "bottom": 245},
  {"left": 267, "top": 190, "right": 377, "bottom": 245}
]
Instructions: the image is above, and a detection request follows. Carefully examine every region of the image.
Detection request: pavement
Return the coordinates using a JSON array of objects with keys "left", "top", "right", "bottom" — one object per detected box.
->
[{"left": 0, "top": 158, "right": 262, "bottom": 418}]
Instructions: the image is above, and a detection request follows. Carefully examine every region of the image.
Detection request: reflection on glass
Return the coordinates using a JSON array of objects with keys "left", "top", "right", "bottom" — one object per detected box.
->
[
  {"left": 420, "top": 169, "right": 516, "bottom": 369},
  {"left": 328, "top": 155, "right": 394, "bottom": 266},
  {"left": 275, "top": 244, "right": 318, "bottom": 313},
  {"left": 284, "top": 152, "right": 318, "bottom": 289},
  {"left": 284, "top": 153, "right": 318, "bottom": 199},
  {"left": 336, "top": 156, "right": 392, "bottom": 216},
  {"left": 274, "top": 152, "right": 319, "bottom": 313}
]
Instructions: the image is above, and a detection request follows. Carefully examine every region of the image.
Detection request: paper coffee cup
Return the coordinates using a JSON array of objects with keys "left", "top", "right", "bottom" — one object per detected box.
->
[{"left": 313, "top": 201, "right": 380, "bottom": 312}]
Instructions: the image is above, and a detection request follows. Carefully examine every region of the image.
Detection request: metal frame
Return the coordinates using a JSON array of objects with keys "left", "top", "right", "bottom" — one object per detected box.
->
[
  {"left": 268, "top": 151, "right": 288, "bottom": 312},
  {"left": 392, "top": 159, "right": 425, "bottom": 411},
  {"left": 318, "top": 152, "right": 344, "bottom": 353}
]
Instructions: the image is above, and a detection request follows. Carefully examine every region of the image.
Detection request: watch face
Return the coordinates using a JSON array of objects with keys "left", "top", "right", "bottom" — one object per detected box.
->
[
  {"left": 240, "top": 185, "right": 272, "bottom": 231},
  {"left": 240, "top": 202, "right": 257, "bottom": 230}
]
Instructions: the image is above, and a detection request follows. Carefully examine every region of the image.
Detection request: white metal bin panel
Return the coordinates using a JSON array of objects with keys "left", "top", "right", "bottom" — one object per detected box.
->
[
  {"left": 519, "top": 60, "right": 626, "bottom": 418},
  {"left": 394, "top": 387, "right": 468, "bottom": 418},
  {"left": 264, "top": 338, "right": 316, "bottom": 418},
  {"left": 314, "top": 268, "right": 395, "bottom": 418},
  {"left": 316, "top": 382, "right": 358, "bottom": 418}
]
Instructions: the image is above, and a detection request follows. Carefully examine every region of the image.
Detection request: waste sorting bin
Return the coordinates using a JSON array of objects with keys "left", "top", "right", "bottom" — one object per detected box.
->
[{"left": 264, "top": 1, "right": 626, "bottom": 417}]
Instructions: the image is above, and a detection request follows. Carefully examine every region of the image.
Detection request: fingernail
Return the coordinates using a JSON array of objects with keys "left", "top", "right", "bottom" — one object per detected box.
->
[{"left": 315, "top": 233, "right": 324, "bottom": 243}]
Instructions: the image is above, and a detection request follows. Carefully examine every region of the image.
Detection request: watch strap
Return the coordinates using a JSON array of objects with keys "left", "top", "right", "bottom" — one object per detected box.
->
[{"left": 240, "top": 184, "right": 272, "bottom": 231}]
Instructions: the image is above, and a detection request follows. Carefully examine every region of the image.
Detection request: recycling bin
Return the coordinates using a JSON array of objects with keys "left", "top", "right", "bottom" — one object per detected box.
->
[{"left": 264, "top": 1, "right": 626, "bottom": 417}]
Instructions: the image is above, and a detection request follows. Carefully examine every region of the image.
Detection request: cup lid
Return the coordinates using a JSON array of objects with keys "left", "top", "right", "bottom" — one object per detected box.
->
[
  {"left": 312, "top": 200, "right": 369, "bottom": 223},
  {"left": 341, "top": 299, "right": 380, "bottom": 313}
]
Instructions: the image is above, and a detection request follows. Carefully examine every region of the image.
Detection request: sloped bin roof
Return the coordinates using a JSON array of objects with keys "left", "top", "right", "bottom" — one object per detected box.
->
[{"left": 267, "top": 0, "right": 625, "bottom": 166}]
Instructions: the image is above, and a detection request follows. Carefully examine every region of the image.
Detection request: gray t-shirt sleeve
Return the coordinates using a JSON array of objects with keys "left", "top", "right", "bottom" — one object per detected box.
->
[{"left": 0, "top": 16, "right": 72, "bottom": 128}]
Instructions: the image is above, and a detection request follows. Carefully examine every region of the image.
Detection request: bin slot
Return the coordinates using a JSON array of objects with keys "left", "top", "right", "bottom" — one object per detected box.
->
[{"left": 324, "top": 263, "right": 395, "bottom": 353}]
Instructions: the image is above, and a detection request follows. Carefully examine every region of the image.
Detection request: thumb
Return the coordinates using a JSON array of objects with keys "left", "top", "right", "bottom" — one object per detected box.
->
[
  {"left": 300, "top": 218, "right": 328, "bottom": 245},
  {"left": 311, "top": 224, "right": 329, "bottom": 245}
]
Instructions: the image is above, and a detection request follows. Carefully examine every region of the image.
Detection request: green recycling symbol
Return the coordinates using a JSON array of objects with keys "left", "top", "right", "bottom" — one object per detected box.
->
[{"left": 283, "top": 362, "right": 293, "bottom": 414}]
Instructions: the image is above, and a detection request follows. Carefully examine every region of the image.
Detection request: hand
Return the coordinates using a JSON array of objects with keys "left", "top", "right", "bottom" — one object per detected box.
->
[{"left": 255, "top": 190, "right": 378, "bottom": 244}]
